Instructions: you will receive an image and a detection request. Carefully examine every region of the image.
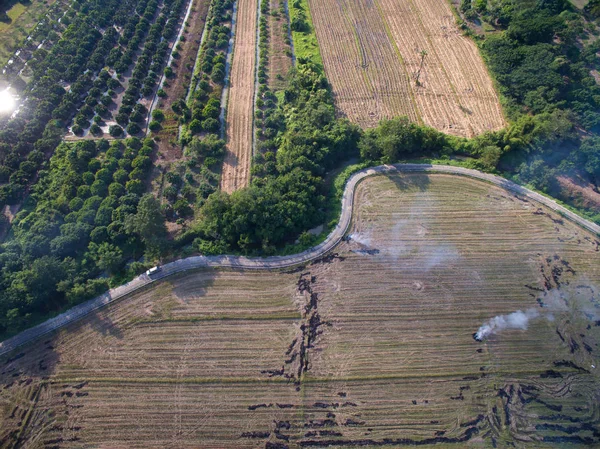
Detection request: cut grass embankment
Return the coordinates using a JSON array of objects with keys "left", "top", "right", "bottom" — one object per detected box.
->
[{"left": 288, "top": 0, "right": 322, "bottom": 69}]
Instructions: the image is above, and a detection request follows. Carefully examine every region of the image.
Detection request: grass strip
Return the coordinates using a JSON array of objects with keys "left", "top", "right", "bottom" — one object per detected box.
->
[{"left": 288, "top": 0, "right": 322, "bottom": 68}]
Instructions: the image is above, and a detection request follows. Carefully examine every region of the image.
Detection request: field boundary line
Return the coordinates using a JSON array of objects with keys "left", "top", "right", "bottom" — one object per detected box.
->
[
  {"left": 50, "top": 367, "right": 560, "bottom": 385},
  {"left": 1, "top": 164, "right": 599, "bottom": 356}
]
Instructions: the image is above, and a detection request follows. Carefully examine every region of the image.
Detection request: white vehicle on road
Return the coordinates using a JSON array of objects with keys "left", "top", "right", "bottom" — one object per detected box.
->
[{"left": 146, "top": 266, "right": 161, "bottom": 277}]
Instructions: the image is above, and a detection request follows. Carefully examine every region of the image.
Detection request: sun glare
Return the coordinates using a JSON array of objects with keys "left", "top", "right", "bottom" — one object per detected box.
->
[{"left": 0, "top": 89, "right": 16, "bottom": 114}]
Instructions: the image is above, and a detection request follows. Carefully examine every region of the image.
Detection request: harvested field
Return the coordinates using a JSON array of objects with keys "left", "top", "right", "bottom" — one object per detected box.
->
[
  {"left": 2, "top": 174, "right": 600, "bottom": 447},
  {"left": 308, "top": 0, "right": 505, "bottom": 136},
  {"left": 307, "top": 0, "right": 418, "bottom": 128},
  {"left": 221, "top": 0, "right": 258, "bottom": 193}
]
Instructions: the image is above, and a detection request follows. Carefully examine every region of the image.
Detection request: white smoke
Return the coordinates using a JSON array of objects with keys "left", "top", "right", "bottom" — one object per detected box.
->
[
  {"left": 348, "top": 231, "right": 372, "bottom": 247},
  {"left": 474, "top": 308, "right": 540, "bottom": 341},
  {"left": 474, "top": 285, "right": 600, "bottom": 341}
]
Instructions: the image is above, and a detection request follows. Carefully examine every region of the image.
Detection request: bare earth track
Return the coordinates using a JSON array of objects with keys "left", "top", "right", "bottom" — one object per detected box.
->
[
  {"left": 309, "top": 0, "right": 505, "bottom": 136},
  {"left": 221, "top": 0, "right": 258, "bottom": 193},
  {"left": 1, "top": 171, "right": 600, "bottom": 447}
]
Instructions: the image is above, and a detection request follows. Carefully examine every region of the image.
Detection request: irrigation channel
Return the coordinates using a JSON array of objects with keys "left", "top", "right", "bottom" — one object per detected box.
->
[{"left": 1, "top": 163, "right": 599, "bottom": 356}]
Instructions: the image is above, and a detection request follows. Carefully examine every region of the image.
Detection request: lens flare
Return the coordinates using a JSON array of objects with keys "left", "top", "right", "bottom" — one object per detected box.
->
[{"left": 0, "top": 89, "right": 16, "bottom": 114}]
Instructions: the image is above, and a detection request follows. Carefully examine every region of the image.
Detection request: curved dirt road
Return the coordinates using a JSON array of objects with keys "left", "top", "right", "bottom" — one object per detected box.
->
[{"left": 1, "top": 164, "right": 598, "bottom": 356}]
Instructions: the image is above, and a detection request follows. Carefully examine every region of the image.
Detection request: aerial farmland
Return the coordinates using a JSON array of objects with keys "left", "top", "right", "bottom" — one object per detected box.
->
[
  {"left": 307, "top": 0, "right": 505, "bottom": 135},
  {"left": 1, "top": 172, "right": 600, "bottom": 447},
  {"left": 1, "top": 0, "right": 600, "bottom": 447}
]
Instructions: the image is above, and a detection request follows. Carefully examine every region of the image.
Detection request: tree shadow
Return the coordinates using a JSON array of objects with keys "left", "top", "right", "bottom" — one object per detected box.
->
[
  {"left": 170, "top": 267, "right": 217, "bottom": 307},
  {"left": 385, "top": 172, "right": 431, "bottom": 192},
  {"left": 86, "top": 308, "right": 124, "bottom": 339}
]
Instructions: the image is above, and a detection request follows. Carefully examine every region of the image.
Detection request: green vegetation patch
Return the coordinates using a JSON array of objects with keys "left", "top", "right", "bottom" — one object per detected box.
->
[
  {"left": 0, "top": 2, "right": 27, "bottom": 30},
  {"left": 0, "top": 138, "right": 166, "bottom": 338},
  {"left": 0, "top": 0, "right": 68, "bottom": 65},
  {"left": 288, "top": 0, "right": 322, "bottom": 68}
]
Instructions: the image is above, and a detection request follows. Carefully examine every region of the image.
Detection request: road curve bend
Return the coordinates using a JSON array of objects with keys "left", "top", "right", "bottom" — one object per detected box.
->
[{"left": 1, "top": 164, "right": 598, "bottom": 356}]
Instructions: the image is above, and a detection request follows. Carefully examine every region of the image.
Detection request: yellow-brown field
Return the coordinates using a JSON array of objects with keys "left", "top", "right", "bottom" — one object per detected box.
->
[
  {"left": 308, "top": 0, "right": 505, "bottom": 136},
  {"left": 1, "top": 174, "right": 599, "bottom": 448},
  {"left": 221, "top": 0, "right": 258, "bottom": 193}
]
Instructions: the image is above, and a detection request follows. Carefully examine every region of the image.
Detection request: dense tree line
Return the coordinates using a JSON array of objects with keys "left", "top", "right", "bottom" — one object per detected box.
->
[
  {"left": 0, "top": 138, "right": 166, "bottom": 335},
  {"left": 189, "top": 62, "right": 360, "bottom": 253},
  {"left": 0, "top": 0, "right": 156, "bottom": 210},
  {"left": 252, "top": 0, "right": 286, "bottom": 155},
  {"left": 182, "top": 0, "right": 233, "bottom": 137},
  {"left": 458, "top": 0, "right": 600, "bottom": 209}
]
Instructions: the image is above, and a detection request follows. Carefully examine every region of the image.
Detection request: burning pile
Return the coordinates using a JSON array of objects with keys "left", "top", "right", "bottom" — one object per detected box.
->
[{"left": 473, "top": 309, "right": 539, "bottom": 341}]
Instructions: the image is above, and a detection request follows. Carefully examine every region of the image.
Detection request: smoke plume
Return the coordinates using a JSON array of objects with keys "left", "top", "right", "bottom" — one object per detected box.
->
[{"left": 474, "top": 308, "right": 540, "bottom": 341}]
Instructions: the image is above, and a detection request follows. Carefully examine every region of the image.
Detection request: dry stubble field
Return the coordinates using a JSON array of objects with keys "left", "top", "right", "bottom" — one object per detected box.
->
[
  {"left": 308, "top": 0, "right": 505, "bottom": 136},
  {"left": 1, "top": 174, "right": 600, "bottom": 448},
  {"left": 221, "top": 0, "right": 258, "bottom": 193}
]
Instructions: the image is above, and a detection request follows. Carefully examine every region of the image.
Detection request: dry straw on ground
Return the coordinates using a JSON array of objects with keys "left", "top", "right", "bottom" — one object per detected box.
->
[
  {"left": 221, "top": 0, "right": 259, "bottom": 193},
  {"left": 310, "top": 0, "right": 505, "bottom": 136},
  {"left": 1, "top": 174, "right": 599, "bottom": 447}
]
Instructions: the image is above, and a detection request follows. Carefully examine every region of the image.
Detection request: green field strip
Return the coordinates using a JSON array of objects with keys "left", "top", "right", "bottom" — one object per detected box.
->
[{"left": 289, "top": 0, "right": 323, "bottom": 68}]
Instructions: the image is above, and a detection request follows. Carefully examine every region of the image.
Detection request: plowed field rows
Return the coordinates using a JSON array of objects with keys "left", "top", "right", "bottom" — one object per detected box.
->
[
  {"left": 307, "top": 0, "right": 418, "bottom": 128},
  {"left": 221, "top": 0, "right": 258, "bottom": 193},
  {"left": 308, "top": 0, "right": 505, "bottom": 136},
  {"left": 2, "top": 174, "right": 600, "bottom": 447}
]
